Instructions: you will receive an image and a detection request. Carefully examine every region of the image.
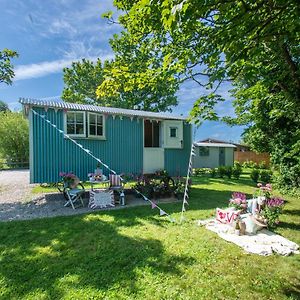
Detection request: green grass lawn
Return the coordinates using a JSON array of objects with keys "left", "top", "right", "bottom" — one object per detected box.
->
[{"left": 0, "top": 172, "right": 299, "bottom": 299}]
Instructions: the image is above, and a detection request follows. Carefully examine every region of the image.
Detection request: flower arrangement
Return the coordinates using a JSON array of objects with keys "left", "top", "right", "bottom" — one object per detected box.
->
[
  {"left": 255, "top": 183, "right": 272, "bottom": 201},
  {"left": 261, "top": 197, "right": 285, "bottom": 228},
  {"left": 229, "top": 192, "right": 247, "bottom": 211},
  {"left": 253, "top": 183, "right": 285, "bottom": 228},
  {"left": 59, "top": 172, "right": 78, "bottom": 188},
  {"left": 227, "top": 184, "right": 285, "bottom": 229},
  {"left": 88, "top": 173, "right": 103, "bottom": 181}
]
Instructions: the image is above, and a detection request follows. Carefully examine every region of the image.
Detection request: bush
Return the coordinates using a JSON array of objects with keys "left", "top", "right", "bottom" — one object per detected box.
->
[
  {"left": 258, "top": 161, "right": 268, "bottom": 169},
  {"left": 242, "top": 160, "right": 257, "bottom": 168},
  {"left": 234, "top": 161, "right": 242, "bottom": 169},
  {"left": 273, "top": 164, "right": 300, "bottom": 196},
  {"left": 259, "top": 169, "right": 272, "bottom": 183},
  {"left": 193, "top": 168, "right": 211, "bottom": 176},
  {"left": 224, "top": 166, "right": 233, "bottom": 179},
  {"left": 0, "top": 112, "right": 29, "bottom": 164},
  {"left": 250, "top": 168, "right": 260, "bottom": 183},
  {"left": 232, "top": 162, "right": 243, "bottom": 179},
  {"left": 218, "top": 166, "right": 227, "bottom": 178},
  {"left": 211, "top": 168, "right": 217, "bottom": 178}
]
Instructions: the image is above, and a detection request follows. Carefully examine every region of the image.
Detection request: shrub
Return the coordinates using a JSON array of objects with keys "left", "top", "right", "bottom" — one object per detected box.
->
[
  {"left": 193, "top": 168, "right": 201, "bottom": 176},
  {"left": 242, "top": 160, "right": 257, "bottom": 168},
  {"left": 224, "top": 166, "right": 233, "bottom": 179},
  {"left": 234, "top": 161, "right": 242, "bottom": 169},
  {"left": 218, "top": 166, "right": 227, "bottom": 178},
  {"left": 232, "top": 162, "right": 243, "bottom": 179},
  {"left": 211, "top": 168, "right": 217, "bottom": 178},
  {"left": 193, "top": 168, "right": 211, "bottom": 176},
  {"left": 259, "top": 169, "right": 272, "bottom": 183},
  {"left": 0, "top": 112, "right": 29, "bottom": 164},
  {"left": 250, "top": 168, "right": 260, "bottom": 183},
  {"left": 258, "top": 161, "right": 268, "bottom": 169}
]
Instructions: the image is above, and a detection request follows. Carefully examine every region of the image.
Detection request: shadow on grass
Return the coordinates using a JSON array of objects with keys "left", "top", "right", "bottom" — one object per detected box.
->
[
  {"left": 191, "top": 175, "right": 255, "bottom": 187},
  {"left": 283, "top": 283, "right": 300, "bottom": 299},
  {"left": 283, "top": 209, "right": 300, "bottom": 216},
  {"left": 278, "top": 221, "right": 300, "bottom": 231},
  {"left": 0, "top": 215, "right": 195, "bottom": 299}
]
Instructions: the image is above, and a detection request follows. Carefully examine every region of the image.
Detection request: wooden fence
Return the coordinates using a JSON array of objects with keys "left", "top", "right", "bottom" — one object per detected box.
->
[{"left": 234, "top": 151, "right": 270, "bottom": 166}]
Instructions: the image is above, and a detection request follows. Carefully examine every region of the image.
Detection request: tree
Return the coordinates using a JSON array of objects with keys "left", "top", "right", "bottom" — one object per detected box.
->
[
  {"left": 96, "top": 31, "right": 179, "bottom": 112},
  {"left": 0, "top": 112, "right": 29, "bottom": 165},
  {"left": 63, "top": 52, "right": 178, "bottom": 112},
  {"left": 0, "top": 49, "right": 18, "bottom": 85},
  {"left": 62, "top": 59, "right": 109, "bottom": 105},
  {"left": 0, "top": 100, "right": 10, "bottom": 112},
  {"left": 100, "top": 0, "right": 300, "bottom": 189}
]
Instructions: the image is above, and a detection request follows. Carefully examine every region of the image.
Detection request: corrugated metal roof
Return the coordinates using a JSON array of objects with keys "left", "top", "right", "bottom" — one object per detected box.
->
[
  {"left": 194, "top": 142, "right": 237, "bottom": 148},
  {"left": 19, "top": 97, "right": 187, "bottom": 120}
]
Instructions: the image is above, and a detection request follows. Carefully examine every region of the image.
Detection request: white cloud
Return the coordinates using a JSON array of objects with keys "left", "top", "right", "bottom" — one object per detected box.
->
[{"left": 14, "top": 53, "right": 114, "bottom": 81}]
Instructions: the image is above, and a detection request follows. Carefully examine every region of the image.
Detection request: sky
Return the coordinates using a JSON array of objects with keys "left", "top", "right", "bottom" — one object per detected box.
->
[{"left": 0, "top": 0, "right": 245, "bottom": 143}]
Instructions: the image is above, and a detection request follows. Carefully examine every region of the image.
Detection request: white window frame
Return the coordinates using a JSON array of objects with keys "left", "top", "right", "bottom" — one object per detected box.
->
[
  {"left": 169, "top": 127, "right": 178, "bottom": 138},
  {"left": 88, "top": 112, "right": 106, "bottom": 139},
  {"left": 64, "top": 111, "right": 86, "bottom": 138}
]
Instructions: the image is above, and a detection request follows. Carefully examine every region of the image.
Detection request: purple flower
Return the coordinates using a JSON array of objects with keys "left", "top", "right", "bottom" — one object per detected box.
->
[
  {"left": 266, "top": 197, "right": 284, "bottom": 208},
  {"left": 232, "top": 192, "right": 246, "bottom": 201}
]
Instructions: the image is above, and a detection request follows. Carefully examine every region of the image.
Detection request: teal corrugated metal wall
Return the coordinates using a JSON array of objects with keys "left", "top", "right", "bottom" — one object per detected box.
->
[
  {"left": 164, "top": 123, "right": 192, "bottom": 176},
  {"left": 31, "top": 108, "right": 143, "bottom": 183}
]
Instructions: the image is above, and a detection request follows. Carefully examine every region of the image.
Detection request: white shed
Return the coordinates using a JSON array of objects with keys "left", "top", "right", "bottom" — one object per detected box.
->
[{"left": 193, "top": 142, "right": 236, "bottom": 168}]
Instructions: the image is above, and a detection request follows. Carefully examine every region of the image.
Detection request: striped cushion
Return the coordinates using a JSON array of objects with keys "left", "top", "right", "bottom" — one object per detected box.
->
[{"left": 109, "top": 175, "right": 122, "bottom": 187}]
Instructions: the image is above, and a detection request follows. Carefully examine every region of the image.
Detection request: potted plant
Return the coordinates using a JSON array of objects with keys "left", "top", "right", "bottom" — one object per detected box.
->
[{"left": 59, "top": 172, "right": 78, "bottom": 188}]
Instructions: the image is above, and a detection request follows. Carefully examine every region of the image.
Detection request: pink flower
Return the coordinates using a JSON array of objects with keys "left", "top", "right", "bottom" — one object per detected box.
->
[
  {"left": 235, "top": 198, "right": 242, "bottom": 204},
  {"left": 232, "top": 192, "right": 246, "bottom": 201},
  {"left": 257, "top": 183, "right": 262, "bottom": 187},
  {"left": 265, "top": 183, "right": 272, "bottom": 191}
]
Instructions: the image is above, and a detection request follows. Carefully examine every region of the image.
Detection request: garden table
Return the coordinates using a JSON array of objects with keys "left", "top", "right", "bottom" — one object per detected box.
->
[{"left": 88, "top": 179, "right": 110, "bottom": 191}]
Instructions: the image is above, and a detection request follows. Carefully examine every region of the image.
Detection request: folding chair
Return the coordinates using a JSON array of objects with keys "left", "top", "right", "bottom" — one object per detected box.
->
[
  {"left": 109, "top": 174, "right": 125, "bottom": 205},
  {"left": 64, "top": 180, "right": 85, "bottom": 209}
]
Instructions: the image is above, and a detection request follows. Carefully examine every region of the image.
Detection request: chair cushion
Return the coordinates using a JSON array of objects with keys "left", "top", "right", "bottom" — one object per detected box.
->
[
  {"left": 68, "top": 188, "right": 85, "bottom": 196},
  {"left": 110, "top": 175, "right": 122, "bottom": 187}
]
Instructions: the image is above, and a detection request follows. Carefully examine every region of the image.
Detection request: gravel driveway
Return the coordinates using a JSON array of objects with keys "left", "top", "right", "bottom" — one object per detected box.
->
[
  {"left": 0, "top": 170, "right": 93, "bottom": 222},
  {"left": 0, "top": 170, "right": 34, "bottom": 203}
]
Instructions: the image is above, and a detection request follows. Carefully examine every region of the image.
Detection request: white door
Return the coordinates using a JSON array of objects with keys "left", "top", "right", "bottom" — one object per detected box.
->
[
  {"left": 163, "top": 120, "right": 183, "bottom": 149},
  {"left": 143, "top": 148, "right": 164, "bottom": 173}
]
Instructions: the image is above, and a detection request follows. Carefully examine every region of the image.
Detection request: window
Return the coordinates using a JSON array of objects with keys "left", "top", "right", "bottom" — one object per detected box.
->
[
  {"left": 64, "top": 111, "right": 105, "bottom": 138},
  {"left": 170, "top": 127, "right": 177, "bottom": 138},
  {"left": 88, "top": 113, "right": 105, "bottom": 138},
  {"left": 65, "top": 111, "right": 86, "bottom": 137},
  {"left": 199, "top": 146, "right": 210, "bottom": 156},
  {"left": 144, "top": 120, "right": 160, "bottom": 147}
]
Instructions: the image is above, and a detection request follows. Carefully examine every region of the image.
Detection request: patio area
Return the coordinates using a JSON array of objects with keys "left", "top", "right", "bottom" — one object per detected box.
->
[{"left": 0, "top": 170, "right": 180, "bottom": 222}]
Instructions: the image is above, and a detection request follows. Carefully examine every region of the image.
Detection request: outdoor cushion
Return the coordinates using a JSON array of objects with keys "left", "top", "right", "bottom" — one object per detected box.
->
[
  {"left": 216, "top": 208, "right": 239, "bottom": 224},
  {"left": 89, "top": 189, "right": 114, "bottom": 209},
  {"left": 68, "top": 188, "right": 85, "bottom": 196}
]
